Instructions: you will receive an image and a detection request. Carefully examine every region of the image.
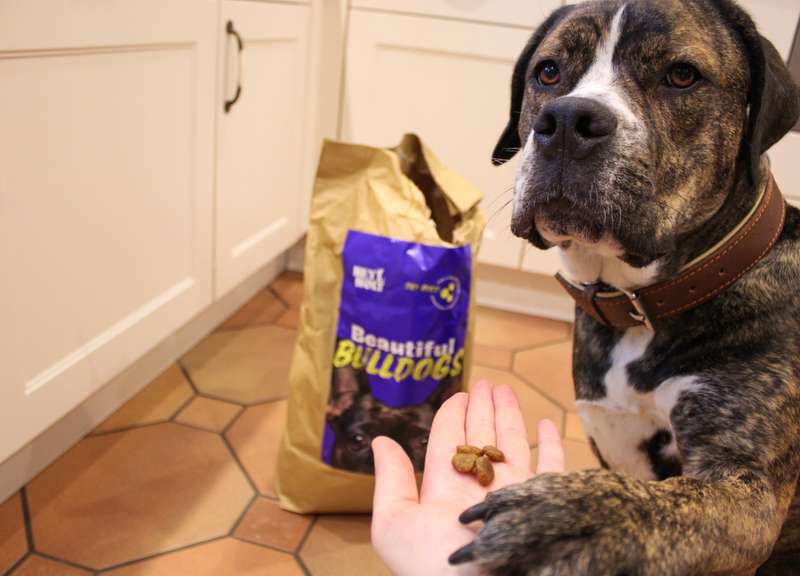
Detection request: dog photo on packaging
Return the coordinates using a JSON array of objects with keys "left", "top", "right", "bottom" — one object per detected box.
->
[{"left": 447, "top": 1, "right": 800, "bottom": 575}]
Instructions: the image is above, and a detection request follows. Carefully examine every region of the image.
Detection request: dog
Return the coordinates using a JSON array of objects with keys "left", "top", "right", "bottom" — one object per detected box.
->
[
  {"left": 325, "top": 364, "right": 459, "bottom": 473},
  {"left": 448, "top": 1, "right": 800, "bottom": 575}
]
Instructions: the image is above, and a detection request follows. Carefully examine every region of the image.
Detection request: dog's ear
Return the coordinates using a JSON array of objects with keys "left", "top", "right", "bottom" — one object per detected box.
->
[
  {"left": 327, "top": 366, "right": 369, "bottom": 419},
  {"left": 492, "top": 5, "right": 574, "bottom": 165},
  {"left": 711, "top": 0, "right": 800, "bottom": 183}
]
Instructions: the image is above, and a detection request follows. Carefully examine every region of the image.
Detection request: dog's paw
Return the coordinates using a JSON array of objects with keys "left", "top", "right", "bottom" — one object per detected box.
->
[{"left": 449, "top": 470, "right": 650, "bottom": 576}]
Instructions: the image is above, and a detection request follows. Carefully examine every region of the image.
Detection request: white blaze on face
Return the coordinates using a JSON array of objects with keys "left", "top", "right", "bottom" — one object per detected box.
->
[
  {"left": 513, "top": 131, "right": 536, "bottom": 219},
  {"left": 567, "top": 4, "right": 639, "bottom": 128}
]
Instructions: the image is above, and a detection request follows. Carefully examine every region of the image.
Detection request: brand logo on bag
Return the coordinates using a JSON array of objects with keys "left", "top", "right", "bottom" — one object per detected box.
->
[
  {"left": 431, "top": 276, "right": 461, "bottom": 310},
  {"left": 353, "top": 265, "right": 385, "bottom": 292}
]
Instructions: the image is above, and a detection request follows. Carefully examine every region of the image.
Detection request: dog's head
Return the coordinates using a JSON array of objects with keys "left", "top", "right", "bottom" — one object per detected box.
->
[
  {"left": 497, "top": 0, "right": 800, "bottom": 270},
  {"left": 326, "top": 366, "right": 458, "bottom": 473}
]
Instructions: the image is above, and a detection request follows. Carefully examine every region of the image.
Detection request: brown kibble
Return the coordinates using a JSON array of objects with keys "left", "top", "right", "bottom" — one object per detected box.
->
[
  {"left": 456, "top": 445, "right": 482, "bottom": 456},
  {"left": 452, "top": 453, "right": 478, "bottom": 474},
  {"left": 475, "top": 455, "right": 494, "bottom": 486},
  {"left": 482, "top": 445, "right": 505, "bottom": 462}
]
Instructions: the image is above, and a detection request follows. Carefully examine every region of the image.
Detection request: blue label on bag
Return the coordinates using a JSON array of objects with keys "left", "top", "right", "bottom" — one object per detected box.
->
[{"left": 321, "top": 230, "right": 471, "bottom": 474}]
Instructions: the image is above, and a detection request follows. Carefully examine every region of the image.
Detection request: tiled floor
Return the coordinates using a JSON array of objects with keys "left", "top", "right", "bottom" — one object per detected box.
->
[{"left": 0, "top": 271, "right": 597, "bottom": 575}]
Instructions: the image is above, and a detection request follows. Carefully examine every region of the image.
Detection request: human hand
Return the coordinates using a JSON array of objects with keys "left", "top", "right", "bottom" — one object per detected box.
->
[{"left": 370, "top": 380, "right": 565, "bottom": 576}]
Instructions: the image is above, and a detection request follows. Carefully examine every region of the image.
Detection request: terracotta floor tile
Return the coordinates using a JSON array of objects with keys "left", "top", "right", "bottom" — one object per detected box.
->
[
  {"left": 564, "top": 412, "right": 587, "bottom": 442},
  {"left": 513, "top": 340, "right": 576, "bottom": 411},
  {"left": 104, "top": 538, "right": 304, "bottom": 576},
  {"left": 471, "top": 344, "right": 512, "bottom": 370},
  {"left": 11, "top": 555, "right": 91, "bottom": 575},
  {"left": 470, "top": 366, "right": 564, "bottom": 445},
  {"left": 175, "top": 397, "right": 242, "bottom": 433},
  {"left": 94, "top": 365, "right": 194, "bottom": 434},
  {"left": 233, "top": 497, "right": 312, "bottom": 552},
  {"left": 0, "top": 492, "right": 28, "bottom": 574},
  {"left": 28, "top": 423, "right": 253, "bottom": 569},
  {"left": 474, "top": 307, "right": 570, "bottom": 351},
  {"left": 532, "top": 440, "right": 599, "bottom": 473},
  {"left": 269, "top": 272, "right": 304, "bottom": 309},
  {"left": 300, "top": 516, "right": 389, "bottom": 576},
  {"left": 225, "top": 400, "right": 287, "bottom": 497},
  {"left": 181, "top": 326, "right": 296, "bottom": 405},
  {"left": 274, "top": 308, "right": 299, "bottom": 330},
  {"left": 218, "top": 288, "right": 286, "bottom": 331}
]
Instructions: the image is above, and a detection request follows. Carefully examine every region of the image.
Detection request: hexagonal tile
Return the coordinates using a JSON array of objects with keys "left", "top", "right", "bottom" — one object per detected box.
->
[
  {"left": 233, "top": 497, "right": 312, "bottom": 552},
  {"left": 175, "top": 397, "right": 242, "bottom": 433},
  {"left": 225, "top": 400, "right": 287, "bottom": 497},
  {"left": 0, "top": 492, "right": 27, "bottom": 573},
  {"left": 300, "top": 516, "right": 389, "bottom": 576},
  {"left": 472, "top": 344, "right": 512, "bottom": 370},
  {"left": 11, "top": 555, "right": 91, "bottom": 575},
  {"left": 94, "top": 364, "right": 194, "bottom": 434},
  {"left": 513, "top": 340, "right": 576, "bottom": 411},
  {"left": 469, "top": 366, "right": 564, "bottom": 445},
  {"left": 474, "top": 306, "right": 570, "bottom": 351},
  {"left": 531, "top": 438, "right": 599, "bottom": 473},
  {"left": 104, "top": 538, "right": 304, "bottom": 576},
  {"left": 218, "top": 287, "right": 286, "bottom": 331},
  {"left": 270, "top": 272, "right": 303, "bottom": 309},
  {"left": 181, "top": 325, "right": 296, "bottom": 405},
  {"left": 565, "top": 412, "right": 587, "bottom": 442},
  {"left": 28, "top": 423, "right": 253, "bottom": 569}
]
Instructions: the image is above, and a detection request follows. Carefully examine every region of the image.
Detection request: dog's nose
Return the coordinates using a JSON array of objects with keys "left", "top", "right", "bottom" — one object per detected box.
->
[{"left": 533, "top": 97, "right": 618, "bottom": 161}]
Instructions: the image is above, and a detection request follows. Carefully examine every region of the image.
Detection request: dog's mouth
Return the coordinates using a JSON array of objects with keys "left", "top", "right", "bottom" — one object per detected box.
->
[{"left": 512, "top": 196, "right": 607, "bottom": 247}]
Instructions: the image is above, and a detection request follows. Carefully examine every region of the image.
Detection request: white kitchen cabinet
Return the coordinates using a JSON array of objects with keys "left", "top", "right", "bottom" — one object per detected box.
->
[
  {"left": 0, "top": 1, "right": 217, "bottom": 463},
  {"left": 342, "top": 9, "right": 543, "bottom": 269},
  {"left": 215, "top": 1, "right": 310, "bottom": 297},
  {"left": 350, "top": 0, "right": 562, "bottom": 28}
]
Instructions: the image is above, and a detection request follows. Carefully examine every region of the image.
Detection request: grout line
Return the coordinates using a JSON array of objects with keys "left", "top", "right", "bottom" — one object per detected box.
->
[
  {"left": 512, "top": 371, "right": 572, "bottom": 416},
  {"left": 508, "top": 334, "right": 572, "bottom": 354},
  {"left": 267, "top": 286, "right": 292, "bottom": 310},
  {"left": 230, "top": 532, "right": 308, "bottom": 558},
  {"left": 228, "top": 493, "right": 258, "bottom": 537},
  {"left": 295, "top": 553, "right": 313, "bottom": 576},
  {"left": 177, "top": 361, "right": 200, "bottom": 395},
  {"left": 95, "top": 535, "right": 228, "bottom": 573},
  {"left": 221, "top": 434, "right": 261, "bottom": 496},
  {"left": 170, "top": 394, "right": 199, "bottom": 422},
  {"left": 88, "top": 419, "right": 171, "bottom": 438},
  {"left": 34, "top": 551, "right": 96, "bottom": 573},
  {"left": 295, "top": 515, "right": 318, "bottom": 558},
  {"left": 2, "top": 551, "right": 30, "bottom": 576},
  {"left": 19, "top": 488, "right": 34, "bottom": 552}
]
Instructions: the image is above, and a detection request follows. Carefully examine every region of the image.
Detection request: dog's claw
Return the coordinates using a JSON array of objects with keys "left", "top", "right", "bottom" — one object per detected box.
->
[
  {"left": 448, "top": 543, "right": 476, "bottom": 565},
  {"left": 459, "top": 501, "right": 489, "bottom": 524}
]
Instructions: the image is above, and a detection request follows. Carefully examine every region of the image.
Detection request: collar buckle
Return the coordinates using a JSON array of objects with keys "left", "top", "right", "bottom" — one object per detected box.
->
[{"left": 619, "top": 287, "right": 654, "bottom": 331}]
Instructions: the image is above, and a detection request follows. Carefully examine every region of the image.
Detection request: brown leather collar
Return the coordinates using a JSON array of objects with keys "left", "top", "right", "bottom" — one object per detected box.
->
[{"left": 556, "top": 174, "right": 787, "bottom": 331}]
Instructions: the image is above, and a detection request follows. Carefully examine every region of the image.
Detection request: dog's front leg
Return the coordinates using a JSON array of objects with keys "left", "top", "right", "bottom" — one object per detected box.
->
[{"left": 450, "top": 468, "right": 790, "bottom": 576}]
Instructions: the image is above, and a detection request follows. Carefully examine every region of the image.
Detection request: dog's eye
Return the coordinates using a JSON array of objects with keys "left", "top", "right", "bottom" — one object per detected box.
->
[
  {"left": 347, "top": 433, "right": 369, "bottom": 452},
  {"left": 666, "top": 63, "right": 700, "bottom": 89},
  {"left": 536, "top": 60, "right": 561, "bottom": 86}
]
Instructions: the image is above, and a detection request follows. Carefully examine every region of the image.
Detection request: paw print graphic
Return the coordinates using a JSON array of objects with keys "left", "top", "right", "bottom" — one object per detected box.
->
[
  {"left": 439, "top": 282, "right": 456, "bottom": 304},
  {"left": 431, "top": 276, "right": 461, "bottom": 310}
]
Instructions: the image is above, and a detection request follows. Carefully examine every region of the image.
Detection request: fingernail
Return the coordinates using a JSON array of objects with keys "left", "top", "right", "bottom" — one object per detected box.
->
[{"left": 448, "top": 543, "right": 475, "bottom": 565}]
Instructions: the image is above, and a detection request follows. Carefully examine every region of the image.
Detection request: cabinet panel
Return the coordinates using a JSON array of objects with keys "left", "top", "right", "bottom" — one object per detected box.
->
[
  {"left": 351, "top": 0, "right": 563, "bottom": 28},
  {"left": 215, "top": 1, "right": 310, "bottom": 296},
  {"left": 770, "top": 132, "right": 800, "bottom": 206},
  {"left": 342, "top": 10, "right": 536, "bottom": 268},
  {"left": 0, "top": 0, "right": 216, "bottom": 463}
]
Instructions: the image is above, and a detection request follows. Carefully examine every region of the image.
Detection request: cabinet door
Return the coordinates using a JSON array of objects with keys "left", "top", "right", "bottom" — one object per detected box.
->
[
  {"left": 0, "top": 1, "right": 216, "bottom": 463},
  {"left": 342, "top": 10, "right": 539, "bottom": 269},
  {"left": 215, "top": 1, "right": 310, "bottom": 296}
]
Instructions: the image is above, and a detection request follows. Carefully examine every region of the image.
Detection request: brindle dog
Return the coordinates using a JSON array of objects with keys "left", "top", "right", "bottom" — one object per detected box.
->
[{"left": 449, "top": 1, "right": 800, "bottom": 574}]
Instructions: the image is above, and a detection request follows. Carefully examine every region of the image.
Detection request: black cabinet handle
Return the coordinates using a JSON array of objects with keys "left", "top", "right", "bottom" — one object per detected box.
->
[{"left": 224, "top": 20, "right": 243, "bottom": 113}]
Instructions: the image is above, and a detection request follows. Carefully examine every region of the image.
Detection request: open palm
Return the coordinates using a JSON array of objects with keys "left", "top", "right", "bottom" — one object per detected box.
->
[{"left": 371, "top": 380, "right": 565, "bottom": 576}]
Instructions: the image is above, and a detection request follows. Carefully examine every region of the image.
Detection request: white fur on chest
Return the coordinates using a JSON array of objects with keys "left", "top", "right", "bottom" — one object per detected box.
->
[{"left": 576, "top": 326, "right": 698, "bottom": 480}]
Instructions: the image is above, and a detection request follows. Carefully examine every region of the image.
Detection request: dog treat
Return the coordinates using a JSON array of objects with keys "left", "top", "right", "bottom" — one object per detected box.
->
[
  {"left": 452, "top": 445, "right": 502, "bottom": 485},
  {"left": 456, "top": 444, "right": 483, "bottom": 456},
  {"left": 475, "top": 455, "right": 494, "bottom": 486},
  {"left": 482, "top": 445, "right": 505, "bottom": 462},
  {"left": 452, "top": 453, "right": 478, "bottom": 473}
]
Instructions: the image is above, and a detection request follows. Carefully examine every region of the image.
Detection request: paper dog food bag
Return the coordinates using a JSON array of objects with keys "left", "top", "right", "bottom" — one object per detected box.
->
[{"left": 277, "top": 134, "right": 484, "bottom": 513}]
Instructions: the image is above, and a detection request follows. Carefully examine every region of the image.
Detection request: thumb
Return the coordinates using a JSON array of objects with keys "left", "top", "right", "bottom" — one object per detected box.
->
[{"left": 372, "top": 436, "right": 419, "bottom": 522}]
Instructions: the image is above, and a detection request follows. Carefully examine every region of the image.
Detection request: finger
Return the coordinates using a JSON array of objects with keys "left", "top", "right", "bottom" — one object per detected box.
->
[
  {"left": 535, "top": 419, "right": 565, "bottom": 474},
  {"left": 492, "top": 384, "right": 531, "bottom": 470},
  {"left": 420, "top": 392, "right": 468, "bottom": 496},
  {"left": 466, "top": 380, "right": 496, "bottom": 449},
  {"left": 372, "top": 436, "right": 419, "bottom": 522}
]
